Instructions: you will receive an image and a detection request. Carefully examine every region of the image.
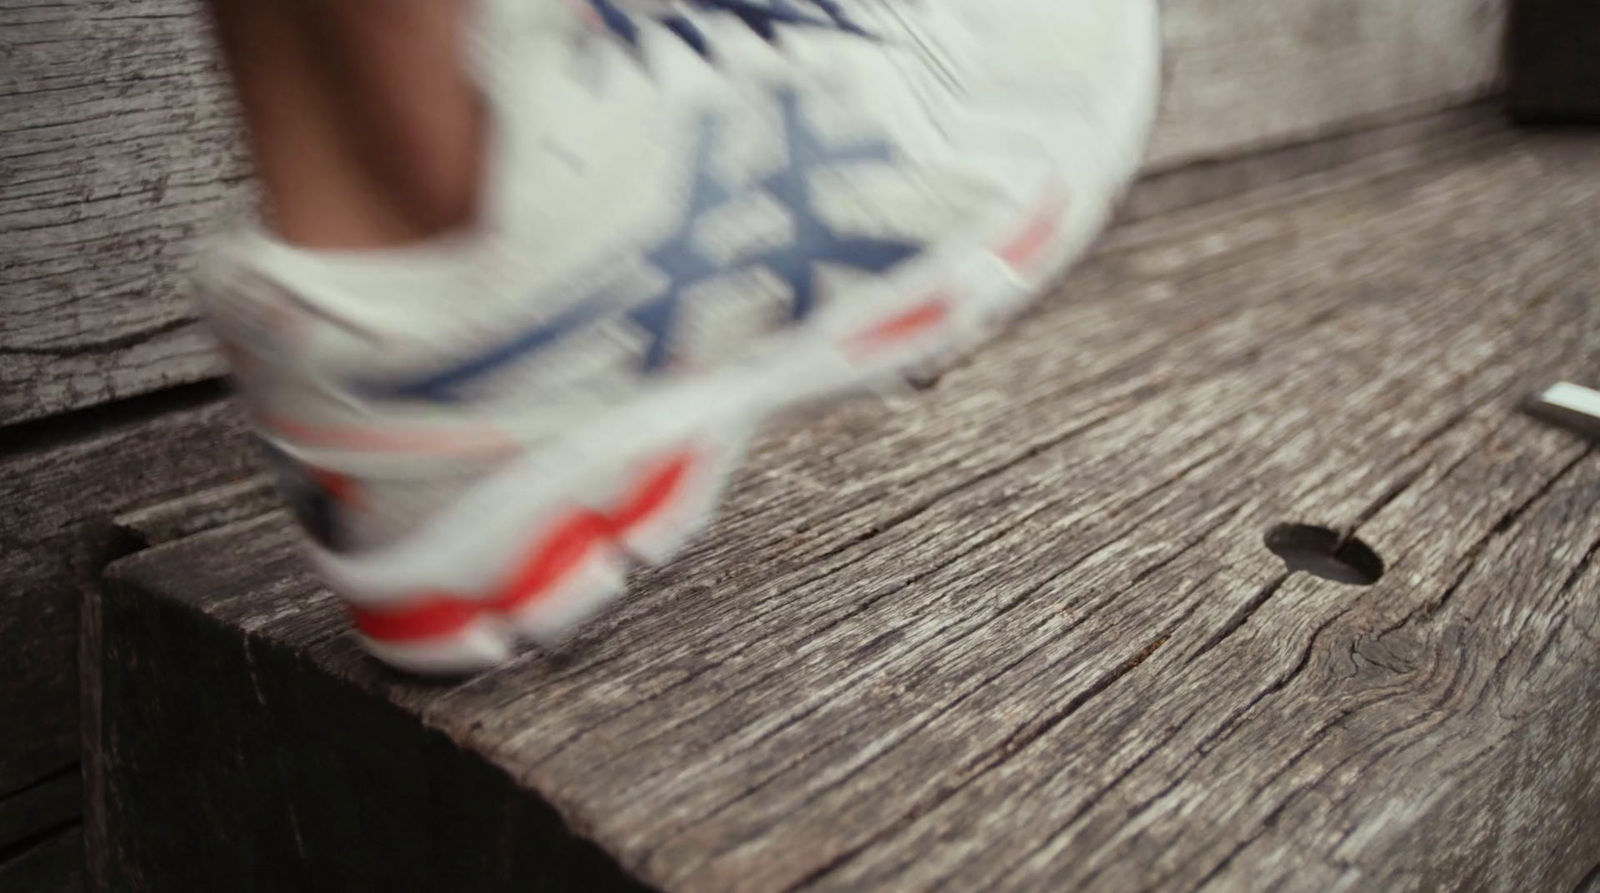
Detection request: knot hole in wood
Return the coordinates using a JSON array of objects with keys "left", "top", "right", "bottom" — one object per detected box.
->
[{"left": 1264, "top": 523, "right": 1385, "bottom": 586}]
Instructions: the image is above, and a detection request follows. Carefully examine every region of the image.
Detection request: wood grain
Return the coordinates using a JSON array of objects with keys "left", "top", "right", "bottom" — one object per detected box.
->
[
  {"left": 113, "top": 476, "right": 277, "bottom": 548},
  {"left": 0, "top": 0, "right": 244, "bottom": 425},
  {"left": 0, "top": 392, "right": 257, "bottom": 800},
  {"left": 1151, "top": 0, "right": 1506, "bottom": 168},
  {"left": 0, "top": 0, "right": 1505, "bottom": 424},
  {"left": 97, "top": 126, "right": 1600, "bottom": 891}
]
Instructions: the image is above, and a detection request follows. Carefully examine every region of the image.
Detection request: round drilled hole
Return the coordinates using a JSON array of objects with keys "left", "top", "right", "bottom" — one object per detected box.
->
[{"left": 1264, "top": 524, "right": 1385, "bottom": 586}]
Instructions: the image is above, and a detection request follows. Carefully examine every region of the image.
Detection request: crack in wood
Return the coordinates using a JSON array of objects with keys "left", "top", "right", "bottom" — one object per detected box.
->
[
  {"left": 788, "top": 627, "right": 1181, "bottom": 893},
  {"left": 0, "top": 818, "right": 81, "bottom": 868},
  {"left": 0, "top": 764, "right": 77, "bottom": 807},
  {"left": 612, "top": 459, "right": 1252, "bottom": 886},
  {"left": 563, "top": 432, "right": 1247, "bottom": 824},
  {"left": 463, "top": 270, "right": 1377, "bottom": 785},
  {"left": 1135, "top": 445, "right": 1600, "bottom": 890},
  {"left": 806, "top": 414, "right": 1120, "bottom": 564},
  {"left": 498, "top": 420, "right": 1239, "bottom": 782},
  {"left": 90, "top": 122, "right": 1600, "bottom": 892},
  {"left": 467, "top": 184, "right": 1587, "bottom": 889},
  {"left": 1386, "top": 445, "right": 1595, "bottom": 636},
  {"left": 0, "top": 317, "right": 195, "bottom": 360},
  {"left": 988, "top": 577, "right": 1233, "bottom": 887},
  {"left": 1183, "top": 573, "right": 1292, "bottom": 669},
  {"left": 777, "top": 510, "right": 1244, "bottom": 890}
]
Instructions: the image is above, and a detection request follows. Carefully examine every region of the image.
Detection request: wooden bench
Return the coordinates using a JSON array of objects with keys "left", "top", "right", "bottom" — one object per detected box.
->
[
  {"left": 3, "top": 1, "right": 1520, "bottom": 884},
  {"left": 84, "top": 115, "right": 1600, "bottom": 892}
]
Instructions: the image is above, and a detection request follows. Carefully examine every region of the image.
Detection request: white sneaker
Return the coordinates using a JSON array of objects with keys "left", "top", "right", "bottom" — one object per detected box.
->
[{"left": 196, "top": 0, "right": 1162, "bottom": 674}]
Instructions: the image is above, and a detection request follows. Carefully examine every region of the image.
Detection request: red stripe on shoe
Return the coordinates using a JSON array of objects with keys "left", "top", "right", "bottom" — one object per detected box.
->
[
  {"left": 607, "top": 452, "right": 694, "bottom": 532},
  {"left": 262, "top": 415, "right": 516, "bottom": 458},
  {"left": 350, "top": 597, "right": 483, "bottom": 643},
  {"left": 348, "top": 451, "right": 696, "bottom": 643},
  {"left": 849, "top": 296, "right": 951, "bottom": 354},
  {"left": 997, "top": 190, "right": 1069, "bottom": 274},
  {"left": 311, "top": 470, "right": 362, "bottom": 508}
]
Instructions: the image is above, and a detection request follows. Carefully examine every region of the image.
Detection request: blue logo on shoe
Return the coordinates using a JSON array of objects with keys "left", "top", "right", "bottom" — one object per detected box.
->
[
  {"left": 587, "top": 0, "right": 873, "bottom": 57},
  {"left": 364, "top": 90, "right": 924, "bottom": 404}
]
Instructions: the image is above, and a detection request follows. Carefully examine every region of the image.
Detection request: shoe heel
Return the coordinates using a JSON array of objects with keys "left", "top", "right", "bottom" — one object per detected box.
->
[
  {"left": 346, "top": 426, "right": 751, "bottom": 674},
  {"left": 613, "top": 425, "right": 752, "bottom": 565},
  {"left": 356, "top": 623, "right": 513, "bottom": 677}
]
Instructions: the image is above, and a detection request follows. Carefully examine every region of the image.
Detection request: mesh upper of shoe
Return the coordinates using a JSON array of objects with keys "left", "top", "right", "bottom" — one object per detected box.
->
[{"left": 197, "top": 0, "right": 1160, "bottom": 552}]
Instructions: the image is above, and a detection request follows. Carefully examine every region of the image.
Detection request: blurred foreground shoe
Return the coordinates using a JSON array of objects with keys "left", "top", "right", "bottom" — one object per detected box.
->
[{"left": 196, "top": 0, "right": 1162, "bottom": 674}]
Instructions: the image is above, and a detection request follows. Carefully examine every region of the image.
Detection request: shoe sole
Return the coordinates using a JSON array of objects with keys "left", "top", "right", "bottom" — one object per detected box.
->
[
  {"left": 333, "top": 186, "right": 1117, "bottom": 675},
  {"left": 324, "top": 28, "right": 1163, "bottom": 676}
]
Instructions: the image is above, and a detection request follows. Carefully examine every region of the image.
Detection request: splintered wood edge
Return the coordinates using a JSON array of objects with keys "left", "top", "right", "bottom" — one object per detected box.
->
[{"left": 113, "top": 476, "right": 280, "bottom": 549}]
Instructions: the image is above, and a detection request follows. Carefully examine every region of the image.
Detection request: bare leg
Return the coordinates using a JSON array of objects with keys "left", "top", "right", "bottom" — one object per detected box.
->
[{"left": 205, "top": 0, "right": 486, "bottom": 249}]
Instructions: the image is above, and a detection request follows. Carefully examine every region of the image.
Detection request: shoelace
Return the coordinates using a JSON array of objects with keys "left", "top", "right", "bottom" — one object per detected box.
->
[{"left": 586, "top": 0, "right": 870, "bottom": 58}]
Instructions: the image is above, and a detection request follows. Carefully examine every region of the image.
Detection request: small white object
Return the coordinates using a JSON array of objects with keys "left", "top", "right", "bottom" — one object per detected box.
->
[{"left": 1529, "top": 382, "right": 1600, "bottom": 439}]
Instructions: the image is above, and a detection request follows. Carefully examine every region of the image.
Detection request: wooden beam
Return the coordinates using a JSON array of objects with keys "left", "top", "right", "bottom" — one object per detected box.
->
[
  {"left": 0, "top": 0, "right": 244, "bottom": 425},
  {"left": 0, "top": 0, "right": 1506, "bottom": 424},
  {"left": 94, "top": 123, "right": 1600, "bottom": 892},
  {"left": 0, "top": 390, "right": 256, "bottom": 800}
]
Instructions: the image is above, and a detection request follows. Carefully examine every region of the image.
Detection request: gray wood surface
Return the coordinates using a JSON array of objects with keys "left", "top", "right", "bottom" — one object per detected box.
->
[
  {"left": 1150, "top": 0, "right": 1505, "bottom": 169},
  {"left": 1121, "top": 104, "right": 1511, "bottom": 225},
  {"left": 1, "top": 0, "right": 246, "bottom": 425},
  {"left": 97, "top": 124, "right": 1600, "bottom": 892},
  {"left": 0, "top": 0, "right": 1505, "bottom": 425},
  {"left": 0, "top": 392, "right": 256, "bottom": 799},
  {"left": 113, "top": 475, "right": 276, "bottom": 548}
]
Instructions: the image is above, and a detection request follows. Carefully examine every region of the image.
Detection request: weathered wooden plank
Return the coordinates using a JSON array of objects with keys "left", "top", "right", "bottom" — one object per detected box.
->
[
  {"left": 0, "top": 825, "right": 84, "bottom": 893},
  {"left": 85, "top": 579, "right": 653, "bottom": 892},
  {"left": 0, "top": 0, "right": 1505, "bottom": 424},
  {"left": 0, "top": 0, "right": 244, "bottom": 425},
  {"left": 1150, "top": 0, "right": 1505, "bottom": 168},
  {"left": 0, "top": 389, "right": 256, "bottom": 800},
  {"left": 96, "top": 127, "right": 1600, "bottom": 891},
  {"left": 113, "top": 476, "right": 276, "bottom": 548},
  {"left": 1121, "top": 104, "right": 1511, "bottom": 225},
  {"left": 521, "top": 135, "right": 1599, "bottom": 893}
]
